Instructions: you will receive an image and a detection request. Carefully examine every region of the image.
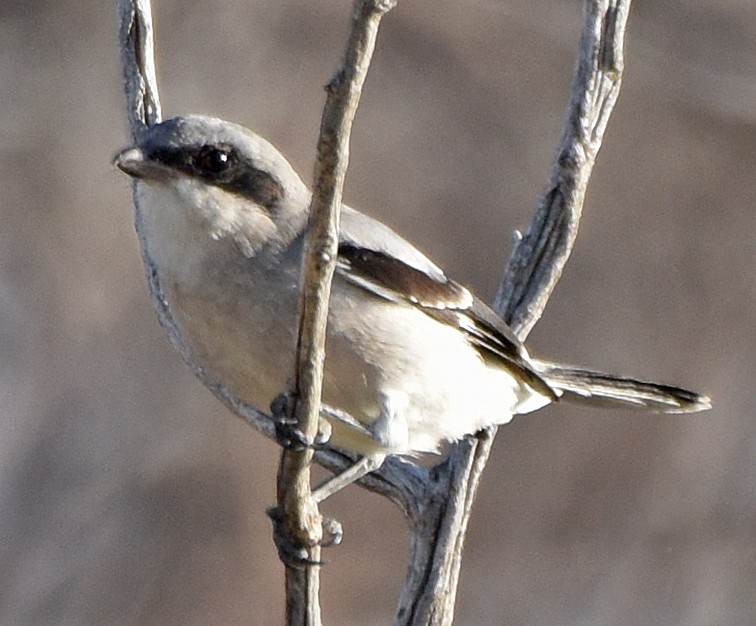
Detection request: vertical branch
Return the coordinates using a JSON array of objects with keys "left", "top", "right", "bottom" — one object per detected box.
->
[
  {"left": 394, "top": 2, "right": 633, "bottom": 624},
  {"left": 276, "top": 1, "right": 397, "bottom": 624}
]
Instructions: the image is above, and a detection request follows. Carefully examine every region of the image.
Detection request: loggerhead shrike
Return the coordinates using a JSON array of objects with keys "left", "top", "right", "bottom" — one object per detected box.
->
[{"left": 115, "top": 115, "right": 710, "bottom": 499}]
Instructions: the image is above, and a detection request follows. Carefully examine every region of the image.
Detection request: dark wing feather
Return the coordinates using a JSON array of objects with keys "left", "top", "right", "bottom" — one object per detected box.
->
[{"left": 337, "top": 244, "right": 557, "bottom": 400}]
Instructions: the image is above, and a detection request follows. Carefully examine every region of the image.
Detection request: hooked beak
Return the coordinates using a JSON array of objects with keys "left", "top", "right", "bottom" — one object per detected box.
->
[{"left": 114, "top": 146, "right": 173, "bottom": 182}]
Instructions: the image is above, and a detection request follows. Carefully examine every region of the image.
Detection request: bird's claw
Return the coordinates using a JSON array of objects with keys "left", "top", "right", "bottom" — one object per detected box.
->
[
  {"left": 266, "top": 506, "right": 343, "bottom": 568},
  {"left": 320, "top": 516, "right": 343, "bottom": 548},
  {"left": 270, "top": 393, "right": 331, "bottom": 451}
]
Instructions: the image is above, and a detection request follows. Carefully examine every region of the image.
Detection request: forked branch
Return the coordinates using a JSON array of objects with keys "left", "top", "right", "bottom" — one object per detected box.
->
[
  {"left": 115, "top": 1, "right": 632, "bottom": 624},
  {"left": 396, "top": 2, "right": 631, "bottom": 623}
]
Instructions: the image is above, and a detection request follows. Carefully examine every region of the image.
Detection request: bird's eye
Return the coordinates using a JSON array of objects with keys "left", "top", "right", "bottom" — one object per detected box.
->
[{"left": 194, "top": 145, "right": 234, "bottom": 175}]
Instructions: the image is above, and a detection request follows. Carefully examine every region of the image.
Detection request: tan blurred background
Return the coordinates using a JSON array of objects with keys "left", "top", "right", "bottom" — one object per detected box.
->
[{"left": 1, "top": 0, "right": 754, "bottom": 624}]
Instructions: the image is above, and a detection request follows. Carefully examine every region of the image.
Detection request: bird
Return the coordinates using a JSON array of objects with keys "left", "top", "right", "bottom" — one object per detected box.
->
[{"left": 115, "top": 114, "right": 710, "bottom": 500}]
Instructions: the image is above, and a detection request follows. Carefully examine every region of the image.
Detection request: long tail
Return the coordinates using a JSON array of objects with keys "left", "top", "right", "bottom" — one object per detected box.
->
[{"left": 533, "top": 361, "right": 711, "bottom": 414}]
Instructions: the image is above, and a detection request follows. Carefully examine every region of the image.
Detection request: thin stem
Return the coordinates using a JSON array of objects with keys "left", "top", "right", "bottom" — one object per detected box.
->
[{"left": 276, "top": 2, "right": 397, "bottom": 624}]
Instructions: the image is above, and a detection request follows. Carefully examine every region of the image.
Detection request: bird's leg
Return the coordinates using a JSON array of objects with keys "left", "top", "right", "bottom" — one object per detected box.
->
[
  {"left": 268, "top": 394, "right": 361, "bottom": 565},
  {"left": 267, "top": 393, "right": 339, "bottom": 567},
  {"left": 311, "top": 453, "right": 386, "bottom": 503},
  {"left": 271, "top": 394, "right": 388, "bottom": 501},
  {"left": 267, "top": 394, "right": 385, "bottom": 565}
]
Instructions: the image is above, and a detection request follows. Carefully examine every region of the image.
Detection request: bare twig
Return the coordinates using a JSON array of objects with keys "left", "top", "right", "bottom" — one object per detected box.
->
[
  {"left": 116, "top": 0, "right": 161, "bottom": 138},
  {"left": 276, "top": 1, "right": 397, "bottom": 623},
  {"left": 495, "top": 0, "right": 630, "bottom": 335},
  {"left": 394, "top": 2, "right": 632, "bottom": 623}
]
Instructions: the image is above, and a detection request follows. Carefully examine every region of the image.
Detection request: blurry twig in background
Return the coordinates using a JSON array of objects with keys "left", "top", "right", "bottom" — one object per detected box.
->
[{"left": 115, "top": 0, "right": 631, "bottom": 624}]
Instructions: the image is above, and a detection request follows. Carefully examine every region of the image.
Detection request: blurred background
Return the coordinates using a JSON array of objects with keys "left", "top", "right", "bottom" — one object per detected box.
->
[{"left": 1, "top": 0, "right": 753, "bottom": 624}]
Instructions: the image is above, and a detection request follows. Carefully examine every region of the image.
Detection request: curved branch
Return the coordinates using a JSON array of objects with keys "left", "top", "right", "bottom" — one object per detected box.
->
[{"left": 116, "top": 0, "right": 286, "bottom": 459}]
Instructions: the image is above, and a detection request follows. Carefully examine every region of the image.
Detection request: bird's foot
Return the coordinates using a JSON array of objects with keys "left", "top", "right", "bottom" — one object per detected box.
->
[
  {"left": 266, "top": 506, "right": 343, "bottom": 568},
  {"left": 270, "top": 393, "right": 331, "bottom": 451}
]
